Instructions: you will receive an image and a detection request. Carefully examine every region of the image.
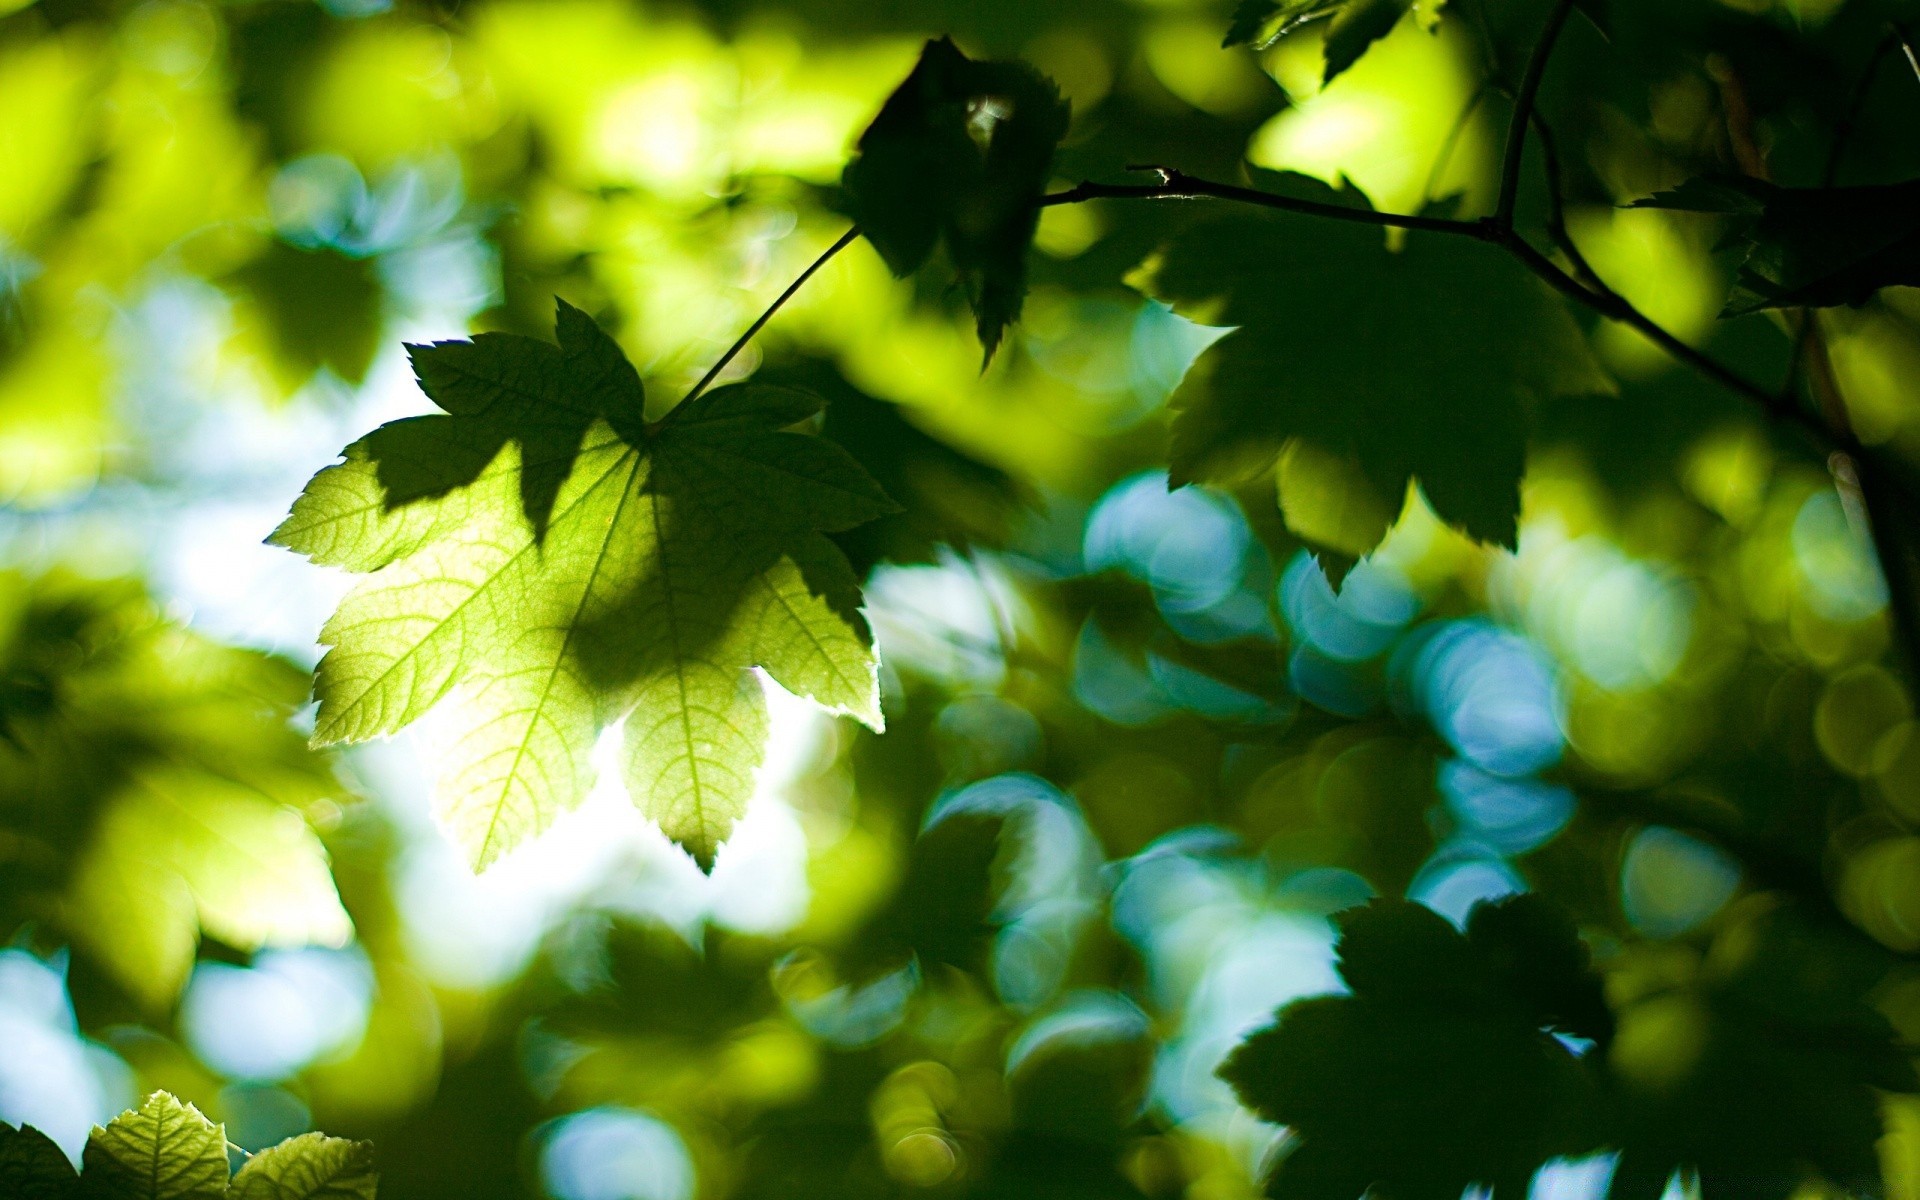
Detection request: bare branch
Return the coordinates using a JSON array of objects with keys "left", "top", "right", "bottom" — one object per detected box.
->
[{"left": 1494, "top": 0, "right": 1579, "bottom": 232}]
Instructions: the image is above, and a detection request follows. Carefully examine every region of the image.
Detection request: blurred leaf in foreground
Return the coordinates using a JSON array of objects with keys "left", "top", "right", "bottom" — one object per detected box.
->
[
  {"left": 1605, "top": 902, "right": 1917, "bottom": 1200},
  {"left": 274, "top": 301, "right": 896, "bottom": 870},
  {"left": 0, "top": 572, "right": 351, "bottom": 1009}
]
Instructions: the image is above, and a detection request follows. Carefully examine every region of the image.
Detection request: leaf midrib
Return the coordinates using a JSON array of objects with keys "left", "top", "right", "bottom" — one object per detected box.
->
[{"left": 317, "top": 442, "right": 638, "bottom": 742}]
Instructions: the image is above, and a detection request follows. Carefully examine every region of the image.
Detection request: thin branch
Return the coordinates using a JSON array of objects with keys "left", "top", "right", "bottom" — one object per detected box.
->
[
  {"left": 1042, "top": 167, "right": 1858, "bottom": 463},
  {"left": 1494, "top": 0, "right": 1580, "bottom": 231},
  {"left": 669, "top": 224, "right": 863, "bottom": 421},
  {"left": 1821, "top": 31, "right": 1899, "bottom": 187},
  {"left": 1525, "top": 112, "right": 1606, "bottom": 293},
  {"left": 1039, "top": 169, "right": 1481, "bottom": 237}
]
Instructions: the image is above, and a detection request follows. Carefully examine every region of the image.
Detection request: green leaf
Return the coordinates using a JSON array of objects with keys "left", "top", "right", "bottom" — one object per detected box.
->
[
  {"left": 0, "top": 572, "right": 352, "bottom": 1009},
  {"left": 1137, "top": 184, "right": 1610, "bottom": 557},
  {"left": 766, "top": 359, "right": 1028, "bottom": 575},
  {"left": 273, "top": 301, "right": 896, "bottom": 870},
  {"left": 227, "top": 242, "right": 384, "bottom": 390},
  {"left": 1, "top": 1123, "right": 79, "bottom": 1200},
  {"left": 230, "top": 1133, "right": 377, "bottom": 1200},
  {"left": 1219, "top": 897, "right": 1603, "bottom": 1200},
  {"left": 1223, "top": 0, "right": 1432, "bottom": 83},
  {"left": 1606, "top": 903, "right": 1917, "bottom": 1200},
  {"left": 842, "top": 37, "right": 1070, "bottom": 361},
  {"left": 81, "top": 1093, "right": 229, "bottom": 1200},
  {"left": 1633, "top": 176, "right": 1920, "bottom": 315}
]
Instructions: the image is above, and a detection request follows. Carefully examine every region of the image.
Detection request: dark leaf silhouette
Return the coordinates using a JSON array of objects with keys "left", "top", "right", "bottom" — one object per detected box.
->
[
  {"left": 1220, "top": 896, "right": 1605, "bottom": 1200},
  {"left": 842, "top": 37, "right": 1070, "bottom": 360},
  {"left": 1634, "top": 177, "right": 1920, "bottom": 315},
  {"left": 0, "top": 1123, "right": 78, "bottom": 1200},
  {"left": 1223, "top": 0, "right": 1415, "bottom": 83},
  {"left": 1605, "top": 904, "right": 1917, "bottom": 1200},
  {"left": 1139, "top": 180, "right": 1610, "bottom": 558}
]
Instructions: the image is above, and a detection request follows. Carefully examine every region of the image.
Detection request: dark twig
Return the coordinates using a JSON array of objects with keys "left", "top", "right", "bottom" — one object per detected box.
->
[
  {"left": 670, "top": 224, "right": 863, "bottom": 420},
  {"left": 1822, "top": 32, "right": 1899, "bottom": 187},
  {"left": 1038, "top": 168, "right": 1479, "bottom": 236},
  {"left": 1525, "top": 112, "right": 1606, "bottom": 293},
  {"left": 1041, "top": 167, "right": 1867, "bottom": 471},
  {"left": 1494, "top": 0, "right": 1579, "bottom": 231}
]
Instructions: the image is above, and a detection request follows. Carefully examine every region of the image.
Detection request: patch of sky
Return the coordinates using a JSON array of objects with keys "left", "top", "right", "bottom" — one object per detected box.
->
[
  {"left": 540, "top": 1107, "right": 696, "bottom": 1200},
  {"left": 780, "top": 961, "right": 917, "bottom": 1048},
  {"left": 1436, "top": 760, "right": 1575, "bottom": 856},
  {"left": 1108, "top": 838, "right": 1342, "bottom": 1124},
  {"left": 867, "top": 551, "right": 1022, "bottom": 689},
  {"left": 1392, "top": 618, "right": 1564, "bottom": 776},
  {"left": 1280, "top": 551, "right": 1422, "bottom": 663},
  {"left": 1288, "top": 642, "right": 1385, "bottom": 718},
  {"left": 1407, "top": 850, "right": 1526, "bottom": 927},
  {"left": 0, "top": 950, "right": 135, "bottom": 1161},
  {"left": 926, "top": 774, "right": 1103, "bottom": 1010},
  {"left": 179, "top": 947, "right": 375, "bottom": 1083},
  {"left": 1620, "top": 826, "right": 1742, "bottom": 938},
  {"left": 1083, "top": 471, "right": 1275, "bottom": 643},
  {"left": 1129, "top": 300, "right": 1232, "bottom": 408}
]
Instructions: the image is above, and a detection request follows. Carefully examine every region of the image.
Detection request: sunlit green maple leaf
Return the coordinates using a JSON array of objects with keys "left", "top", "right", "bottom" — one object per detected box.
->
[
  {"left": 1138, "top": 183, "right": 1610, "bottom": 560},
  {"left": 81, "top": 1093, "right": 229, "bottom": 1200},
  {"left": 842, "top": 37, "right": 1070, "bottom": 361},
  {"left": 273, "top": 301, "right": 896, "bottom": 870},
  {"left": 1220, "top": 896, "right": 1605, "bottom": 1200},
  {"left": 1, "top": 1122, "right": 78, "bottom": 1200},
  {"left": 230, "top": 1133, "right": 377, "bottom": 1200}
]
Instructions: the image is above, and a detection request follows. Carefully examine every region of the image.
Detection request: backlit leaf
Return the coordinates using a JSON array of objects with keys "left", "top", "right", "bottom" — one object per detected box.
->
[
  {"left": 273, "top": 301, "right": 896, "bottom": 870},
  {"left": 231, "top": 1133, "right": 378, "bottom": 1200},
  {"left": 80, "top": 1093, "right": 227, "bottom": 1200}
]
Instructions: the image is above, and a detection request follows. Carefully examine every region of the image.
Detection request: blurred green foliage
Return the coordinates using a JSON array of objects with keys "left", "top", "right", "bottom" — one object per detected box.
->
[{"left": 3, "top": 0, "right": 1920, "bottom": 1199}]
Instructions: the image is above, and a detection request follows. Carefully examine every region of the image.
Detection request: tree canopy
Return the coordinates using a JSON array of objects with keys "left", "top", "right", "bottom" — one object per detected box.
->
[{"left": 3, "top": 0, "right": 1920, "bottom": 1197}]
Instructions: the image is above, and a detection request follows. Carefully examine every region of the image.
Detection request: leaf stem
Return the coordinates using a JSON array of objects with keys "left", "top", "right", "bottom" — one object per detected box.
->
[
  {"left": 1493, "top": 0, "right": 1579, "bottom": 232},
  {"left": 671, "top": 224, "right": 863, "bottom": 420}
]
